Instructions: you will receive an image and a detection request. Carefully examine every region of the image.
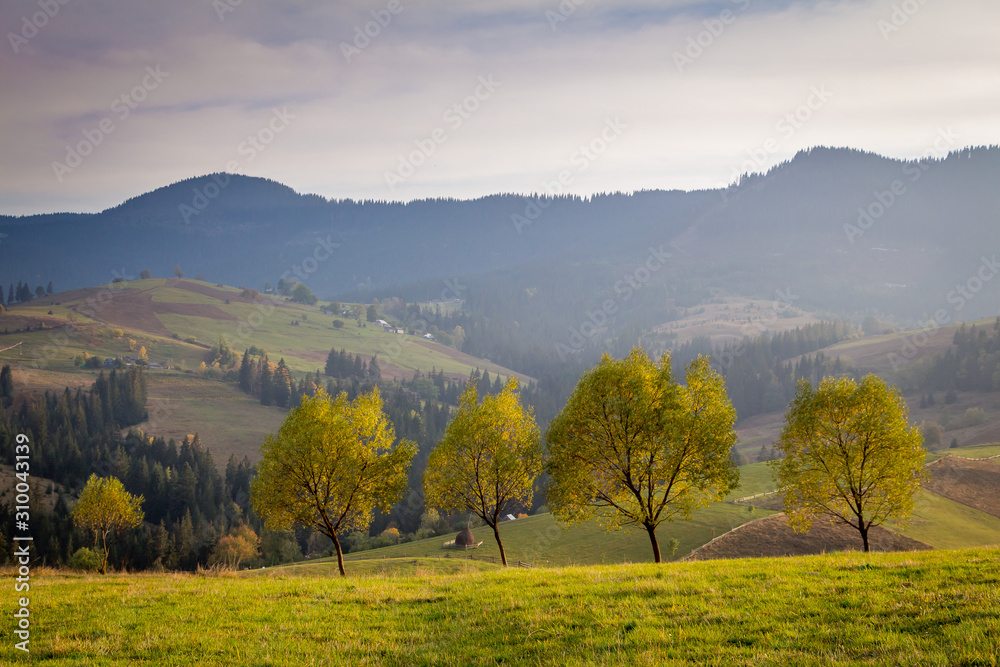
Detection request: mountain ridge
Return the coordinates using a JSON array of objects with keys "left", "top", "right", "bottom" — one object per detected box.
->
[{"left": 4, "top": 145, "right": 1000, "bottom": 324}]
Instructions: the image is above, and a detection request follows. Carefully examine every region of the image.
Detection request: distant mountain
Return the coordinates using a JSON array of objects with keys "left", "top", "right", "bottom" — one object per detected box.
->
[{"left": 3, "top": 146, "right": 1000, "bottom": 323}]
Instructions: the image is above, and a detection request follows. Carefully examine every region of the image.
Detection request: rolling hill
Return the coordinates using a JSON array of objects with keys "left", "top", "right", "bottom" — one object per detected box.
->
[
  {"left": 302, "top": 446, "right": 1000, "bottom": 568},
  {"left": 0, "top": 278, "right": 526, "bottom": 463},
  {"left": 0, "top": 278, "right": 526, "bottom": 380}
]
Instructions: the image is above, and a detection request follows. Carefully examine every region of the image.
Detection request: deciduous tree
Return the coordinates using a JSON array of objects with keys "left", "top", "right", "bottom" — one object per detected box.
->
[
  {"left": 291, "top": 282, "right": 318, "bottom": 305},
  {"left": 424, "top": 377, "right": 541, "bottom": 566},
  {"left": 250, "top": 388, "right": 416, "bottom": 576},
  {"left": 209, "top": 524, "right": 259, "bottom": 569},
  {"left": 71, "top": 474, "right": 145, "bottom": 574},
  {"left": 546, "top": 349, "right": 739, "bottom": 563},
  {"left": 772, "top": 375, "right": 926, "bottom": 552}
]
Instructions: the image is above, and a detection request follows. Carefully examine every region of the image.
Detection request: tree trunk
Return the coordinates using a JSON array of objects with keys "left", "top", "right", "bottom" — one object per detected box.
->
[
  {"left": 645, "top": 523, "right": 662, "bottom": 563},
  {"left": 860, "top": 525, "right": 870, "bottom": 553},
  {"left": 491, "top": 523, "right": 508, "bottom": 567},
  {"left": 100, "top": 532, "right": 109, "bottom": 574},
  {"left": 331, "top": 530, "right": 346, "bottom": 576}
]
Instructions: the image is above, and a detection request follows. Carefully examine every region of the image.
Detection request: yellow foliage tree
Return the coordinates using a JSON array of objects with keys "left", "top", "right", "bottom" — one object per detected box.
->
[
  {"left": 71, "top": 474, "right": 144, "bottom": 574},
  {"left": 772, "top": 374, "right": 926, "bottom": 551},
  {"left": 424, "top": 377, "right": 541, "bottom": 566},
  {"left": 546, "top": 349, "right": 740, "bottom": 563},
  {"left": 209, "top": 524, "right": 260, "bottom": 570},
  {"left": 250, "top": 388, "right": 416, "bottom": 576}
]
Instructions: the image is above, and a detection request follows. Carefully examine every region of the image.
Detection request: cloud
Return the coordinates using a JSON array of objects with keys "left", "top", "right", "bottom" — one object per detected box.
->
[{"left": 0, "top": 0, "right": 997, "bottom": 214}]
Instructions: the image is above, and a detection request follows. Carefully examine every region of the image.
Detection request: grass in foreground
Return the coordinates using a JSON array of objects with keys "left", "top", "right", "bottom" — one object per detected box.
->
[{"left": 5, "top": 548, "right": 999, "bottom": 665}]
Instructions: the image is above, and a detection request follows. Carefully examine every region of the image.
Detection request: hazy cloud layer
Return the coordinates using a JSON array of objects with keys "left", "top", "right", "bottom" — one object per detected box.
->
[{"left": 1, "top": 0, "right": 997, "bottom": 214}]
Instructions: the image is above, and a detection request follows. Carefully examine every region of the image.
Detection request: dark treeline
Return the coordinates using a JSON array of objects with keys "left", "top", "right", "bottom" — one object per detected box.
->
[
  {"left": 0, "top": 364, "right": 302, "bottom": 570},
  {"left": 0, "top": 366, "right": 148, "bottom": 484},
  {"left": 914, "top": 320, "right": 1000, "bottom": 393},
  {"left": 1, "top": 280, "right": 53, "bottom": 307},
  {"left": 238, "top": 350, "right": 327, "bottom": 408},
  {"left": 671, "top": 322, "right": 858, "bottom": 421}
]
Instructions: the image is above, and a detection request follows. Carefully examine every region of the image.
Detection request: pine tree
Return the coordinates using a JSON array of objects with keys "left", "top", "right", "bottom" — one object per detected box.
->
[
  {"left": 0, "top": 365, "right": 13, "bottom": 403},
  {"left": 260, "top": 361, "right": 273, "bottom": 406},
  {"left": 477, "top": 370, "right": 491, "bottom": 397},
  {"left": 174, "top": 509, "right": 196, "bottom": 570},
  {"left": 239, "top": 350, "right": 253, "bottom": 393},
  {"left": 325, "top": 347, "right": 338, "bottom": 377},
  {"left": 273, "top": 359, "right": 292, "bottom": 408}
]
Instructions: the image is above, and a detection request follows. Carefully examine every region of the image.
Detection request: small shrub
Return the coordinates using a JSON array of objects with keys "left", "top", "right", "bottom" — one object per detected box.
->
[
  {"left": 960, "top": 408, "right": 988, "bottom": 428},
  {"left": 69, "top": 547, "right": 101, "bottom": 572},
  {"left": 667, "top": 538, "right": 681, "bottom": 557},
  {"left": 921, "top": 422, "right": 943, "bottom": 449}
]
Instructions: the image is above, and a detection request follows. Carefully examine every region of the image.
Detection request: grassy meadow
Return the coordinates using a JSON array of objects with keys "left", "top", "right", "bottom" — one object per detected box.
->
[
  {"left": 0, "top": 278, "right": 526, "bottom": 382},
  {"left": 5, "top": 548, "right": 999, "bottom": 665},
  {"left": 0, "top": 278, "right": 528, "bottom": 463},
  {"left": 892, "top": 490, "right": 1000, "bottom": 550},
  {"left": 335, "top": 502, "right": 773, "bottom": 567}
]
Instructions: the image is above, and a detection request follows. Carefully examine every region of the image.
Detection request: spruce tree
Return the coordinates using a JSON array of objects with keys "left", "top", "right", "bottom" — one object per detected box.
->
[
  {"left": 260, "top": 362, "right": 274, "bottom": 406},
  {"left": 239, "top": 350, "right": 253, "bottom": 392},
  {"left": 273, "top": 359, "right": 292, "bottom": 408}
]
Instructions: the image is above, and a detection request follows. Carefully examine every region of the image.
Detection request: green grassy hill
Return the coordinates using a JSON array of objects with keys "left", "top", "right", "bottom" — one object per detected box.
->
[
  {"left": 10, "top": 547, "right": 1000, "bottom": 665},
  {"left": 311, "top": 461, "right": 782, "bottom": 569},
  {"left": 892, "top": 489, "right": 1000, "bottom": 549},
  {"left": 0, "top": 279, "right": 527, "bottom": 462},
  {"left": 0, "top": 278, "right": 527, "bottom": 381},
  {"left": 336, "top": 503, "right": 773, "bottom": 568},
  {"left": 303, "top": 450, "right": 1000, "bottom": 569}
]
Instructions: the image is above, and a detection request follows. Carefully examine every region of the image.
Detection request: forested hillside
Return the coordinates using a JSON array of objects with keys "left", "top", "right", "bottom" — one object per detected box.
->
[{"left": 3, "top": 147, "right": 1000, "bottom": 327}]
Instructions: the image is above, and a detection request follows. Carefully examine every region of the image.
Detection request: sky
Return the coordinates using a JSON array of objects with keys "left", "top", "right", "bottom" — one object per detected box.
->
[{"left": 0, "top": 0, "right": 997, "bottom": 215}]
